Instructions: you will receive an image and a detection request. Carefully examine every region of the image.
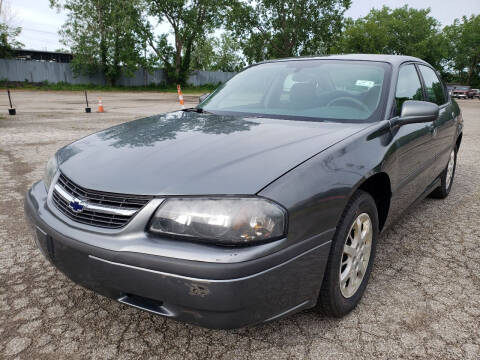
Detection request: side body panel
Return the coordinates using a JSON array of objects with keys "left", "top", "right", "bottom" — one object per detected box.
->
[
  {"left": 260, "top": 60, "right": 462, "bottom": 249},
  {"left": 431, "top": 101, "right": 457, "bottom": 177},
  {"left": 259, "top": 113, "right": 458, "bottom": 252},
  {"left": 386, "top": 121, "right": 435, "bottom": 223},
  {"left": 415, "top": 64, "right": 458, "bottom": 180}
]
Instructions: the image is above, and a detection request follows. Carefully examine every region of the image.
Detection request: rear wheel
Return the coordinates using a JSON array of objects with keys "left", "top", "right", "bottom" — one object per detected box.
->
[
  {"left": 317, "top": 190, "right": 378, "bottom": 317},
  {"left": 430, "top": 147, "right": 457, "bottom": 199}
]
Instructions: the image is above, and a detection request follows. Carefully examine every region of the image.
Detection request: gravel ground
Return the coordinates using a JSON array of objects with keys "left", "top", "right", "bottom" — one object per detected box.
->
[{"left": 0, "top": 91, "right": 479, "bottom": 359}]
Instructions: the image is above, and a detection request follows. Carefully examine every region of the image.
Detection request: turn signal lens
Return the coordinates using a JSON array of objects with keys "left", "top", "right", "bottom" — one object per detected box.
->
[{"left": 43, "top": 155, "right": 58, "bottom": 191}]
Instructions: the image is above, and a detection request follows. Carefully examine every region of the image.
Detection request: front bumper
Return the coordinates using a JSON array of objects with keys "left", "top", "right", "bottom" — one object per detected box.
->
[{"left": 24, "top": 181, "right": 332, "bottom": 329}]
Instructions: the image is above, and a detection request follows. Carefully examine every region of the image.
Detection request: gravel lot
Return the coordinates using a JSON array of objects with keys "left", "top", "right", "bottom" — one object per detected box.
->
[{"left": 1, "top": 91, "right": 479, "bottom": 359}]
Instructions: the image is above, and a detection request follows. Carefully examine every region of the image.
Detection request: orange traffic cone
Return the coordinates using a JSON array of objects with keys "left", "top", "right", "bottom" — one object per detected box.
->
[
  {"left": 177, "top": 84, "right": 185, "bottom": 109},
  {"left": 97, "top": 97, "right": 104, "bottom": 113}
]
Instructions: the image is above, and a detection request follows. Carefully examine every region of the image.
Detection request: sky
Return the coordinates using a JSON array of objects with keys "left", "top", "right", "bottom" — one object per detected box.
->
[{"left": 9, "top": 0, "right": 480, "bottom": 52}]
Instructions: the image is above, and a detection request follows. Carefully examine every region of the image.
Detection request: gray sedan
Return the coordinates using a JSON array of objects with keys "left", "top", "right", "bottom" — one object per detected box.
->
[{"left": 25, "top": 55, "right": 463, "bottom": 329}]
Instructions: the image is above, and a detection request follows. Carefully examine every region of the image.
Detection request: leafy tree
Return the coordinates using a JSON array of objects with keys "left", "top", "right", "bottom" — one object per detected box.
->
[
  {"left": 50, "top": 0, "right": 145, "bottom": 85},
  {"left": 190, "top": 36, "right": 216, "bottom": 71},
  {"left": 335, "top": 6, "right": 447, "bottom": 69},
  {"left": 143, "top": 0, "right": 229, "bottom": 84},
  {"left": 190, "top": 33, "right": 245, "bottom": 72},
  {"left": 227, "top": 0, "right": 351, "bottom": 63},
  {"left": 0, "top": 0, "right": 23, "bottom": 58},
  {"left": 443, "top": 15, "right": 480, "bottom": 86},
  {"left": 213, "top": 33, "right": 246, "bottom": 72},
  {"left": 0, "top": 23, "right": 22, "bottom": 58}
]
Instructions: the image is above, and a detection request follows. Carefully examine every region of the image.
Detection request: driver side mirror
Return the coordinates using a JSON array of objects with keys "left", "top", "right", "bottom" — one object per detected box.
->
[
  {"left": 393, "top": 100, "right": 439, "bottom": 127},
  {"left": 199, "top": 93, "right": 211, "bottom": 103}
]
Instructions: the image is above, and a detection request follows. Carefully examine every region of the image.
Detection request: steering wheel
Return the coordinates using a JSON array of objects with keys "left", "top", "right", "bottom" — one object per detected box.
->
[{"left": 326, "top": 97, "right": 370, "bottom": 113}]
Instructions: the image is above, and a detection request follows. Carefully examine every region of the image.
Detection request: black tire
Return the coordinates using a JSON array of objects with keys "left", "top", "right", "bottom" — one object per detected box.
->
[
  {"left": 316, "top": 190, "right": 379, "bottom": 317},
  {"left": 430, "top": 146, "right": 457, "bottom": 199}
]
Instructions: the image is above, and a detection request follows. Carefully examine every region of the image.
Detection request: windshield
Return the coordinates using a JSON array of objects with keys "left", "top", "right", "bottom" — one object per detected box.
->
[{"left": 200, "top": 60, "right": 389, "bottom": 122}]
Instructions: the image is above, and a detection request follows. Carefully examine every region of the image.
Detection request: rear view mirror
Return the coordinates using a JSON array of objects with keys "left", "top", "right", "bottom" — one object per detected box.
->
[
  {"left": 199, "top": 93, "right": 211, "bottom": 103},
  {"left": 394, "top": 100, "right": 439, "bottom": 127}
]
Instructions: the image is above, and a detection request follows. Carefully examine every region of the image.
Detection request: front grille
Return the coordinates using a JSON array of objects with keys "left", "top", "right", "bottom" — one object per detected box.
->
[{"left": 52, "top": 173, "right": 152, "bottom": 229}]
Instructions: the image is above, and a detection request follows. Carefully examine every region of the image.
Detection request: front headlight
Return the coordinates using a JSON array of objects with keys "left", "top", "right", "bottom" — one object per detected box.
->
[
  {"left": 149, "top": 197, "right": 287, "bottom": 245},
  {"left": 43, "top": 154, "right": 58, "bottom": 191}
]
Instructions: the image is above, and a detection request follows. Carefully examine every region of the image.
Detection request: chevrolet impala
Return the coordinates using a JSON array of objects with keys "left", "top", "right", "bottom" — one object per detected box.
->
[{"left": 25, "top": 55, "right": 463, "bottom": 329}]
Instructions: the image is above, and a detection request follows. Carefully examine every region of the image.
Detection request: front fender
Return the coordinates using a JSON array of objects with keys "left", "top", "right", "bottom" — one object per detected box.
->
[{"left": 259, "top": 120, "right": 393, "bottom": 249}]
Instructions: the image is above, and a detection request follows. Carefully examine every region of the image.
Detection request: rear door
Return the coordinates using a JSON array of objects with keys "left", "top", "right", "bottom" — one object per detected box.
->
[{"left": 417, "top": 65, "right": 456, "bottom": 179}]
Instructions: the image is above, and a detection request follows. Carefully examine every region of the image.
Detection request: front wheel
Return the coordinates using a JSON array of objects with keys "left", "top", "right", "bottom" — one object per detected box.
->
[
  {"left": 316, "top": 190, "right": 378, "bottom": 317},
  {"left": 430, "top": 147, "right": 457, "bottom": 199}
]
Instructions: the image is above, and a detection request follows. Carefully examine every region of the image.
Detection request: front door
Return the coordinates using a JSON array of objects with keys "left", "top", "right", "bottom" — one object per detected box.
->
[
  {"left": 417, "top": 65, "right": 457, "bottom": 179},
  {"left": 387, "top": 63, "right": 437, "bottom": 221}
]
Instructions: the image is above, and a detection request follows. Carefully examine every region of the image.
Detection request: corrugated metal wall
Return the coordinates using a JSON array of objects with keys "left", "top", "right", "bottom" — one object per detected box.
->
[
  {"left": 116, "top": 68, "right": 167, "bottom": 86},
  {"left": 187, "top": 70, "right": 236, "bottom": 86},
  {"left": 0, "top": 59, "right": 105, "bottom": 85},
  {"left": 0, "top": 59, "right": 237, "bottom": 86}
]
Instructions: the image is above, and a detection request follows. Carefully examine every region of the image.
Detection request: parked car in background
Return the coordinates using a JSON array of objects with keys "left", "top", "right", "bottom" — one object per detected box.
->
[
  {"left": 25, "top": 55, "right": 463, "bottom": 329},
  {"left": 451, "top": 85, "right": 474, "bottom": 99},
  {"left": 471, "top": 89, "right": 480, "bottom": 99}
]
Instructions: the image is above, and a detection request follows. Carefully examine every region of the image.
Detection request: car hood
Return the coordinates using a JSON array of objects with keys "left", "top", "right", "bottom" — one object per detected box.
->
[{"left": 57, "top": 111, "right": 369, "bottom": 195}]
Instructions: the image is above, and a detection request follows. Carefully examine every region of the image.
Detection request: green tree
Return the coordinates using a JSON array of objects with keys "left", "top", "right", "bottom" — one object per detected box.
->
[
  {"left": 443, "top": 15, "right": 480, "bottom": 86},
  {"left": 336, "top": 6, "right": 447, "bottom": 69},
  {"left": 50, "top": 0, "right": 145, "bottom": 85},
  {"left": 190, "top": 32, "right": 245, "bottom": 72},
  {"left": 190, "top": 36, "right": 216, "bottom": 71},
  {"left": 213, "top": 33, "right": 245, "bottom": 72},
  {"left": 228, "top": 0, "right": 351, "bottom": 63},
  {"left": 0, "top": 0, "right": 23, "bottom": 58},
  {"left": 143, "top": 0, "right": 229, "bottom": 84},
  {"left": 0, "top": 23, "right": 22, "bottom": 58}
]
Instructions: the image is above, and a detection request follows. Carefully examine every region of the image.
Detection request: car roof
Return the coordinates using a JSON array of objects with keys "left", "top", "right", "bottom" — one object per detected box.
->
[{"left": 258, "top": 54, "right": 430, "bottom": 67}]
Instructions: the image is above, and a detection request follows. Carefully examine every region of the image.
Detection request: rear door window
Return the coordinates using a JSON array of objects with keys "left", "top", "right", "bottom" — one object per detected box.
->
[
  {"left": 395, "top": 64, "right": 424, "bottom": 114},
  {"left": 418, "top": 65, "right": 447, "bottom": 106}
]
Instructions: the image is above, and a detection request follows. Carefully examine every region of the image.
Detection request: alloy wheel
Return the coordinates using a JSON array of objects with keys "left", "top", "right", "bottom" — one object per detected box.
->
[{"left": 339, "top": 213, "right": 373, "bottom": 298}]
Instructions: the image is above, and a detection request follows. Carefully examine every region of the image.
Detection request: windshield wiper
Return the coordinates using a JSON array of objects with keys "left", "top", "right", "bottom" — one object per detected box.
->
[{"left": 182, "top": 107, "right": 212, "bottom": 114}]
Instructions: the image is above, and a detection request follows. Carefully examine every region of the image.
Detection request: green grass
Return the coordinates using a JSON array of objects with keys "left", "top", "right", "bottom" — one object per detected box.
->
[{"left": 0, "top": 81, "right": 218, "bottom": 95}]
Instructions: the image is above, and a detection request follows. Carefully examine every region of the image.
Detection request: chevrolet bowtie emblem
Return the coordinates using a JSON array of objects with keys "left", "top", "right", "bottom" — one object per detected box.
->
[{"left": 69, "top": 199, "right": 85, "bottom": 213}]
